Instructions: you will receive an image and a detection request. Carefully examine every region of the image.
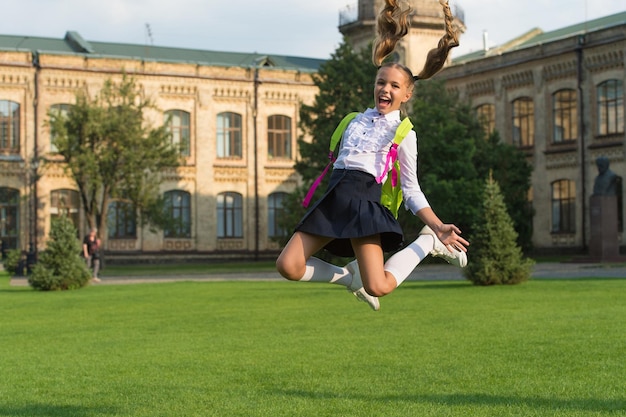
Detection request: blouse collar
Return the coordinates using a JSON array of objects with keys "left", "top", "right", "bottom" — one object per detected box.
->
[{"left": 364, "top": 108, "right": 401, "bottom": 122}]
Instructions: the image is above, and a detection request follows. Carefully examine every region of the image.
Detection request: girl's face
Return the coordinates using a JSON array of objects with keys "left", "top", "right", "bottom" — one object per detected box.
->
[{"left": 374, "top": 65, "right": 413, "bottom": 114}]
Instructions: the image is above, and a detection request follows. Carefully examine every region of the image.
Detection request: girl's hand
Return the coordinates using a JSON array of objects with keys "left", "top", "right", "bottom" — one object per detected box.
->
[{"left": 434, "top": 223, "right": 469, "bottom": 252}]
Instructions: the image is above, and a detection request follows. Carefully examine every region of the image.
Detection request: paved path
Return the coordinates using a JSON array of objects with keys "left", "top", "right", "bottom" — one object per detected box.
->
[{"left": 9, "top": 262, "right": 626, "bottom": 286}]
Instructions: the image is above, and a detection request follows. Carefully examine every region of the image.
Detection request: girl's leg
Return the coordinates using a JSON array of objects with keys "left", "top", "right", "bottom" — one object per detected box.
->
[
  {"left": 383, "top": 234, "right": 433, "bottom": 287},
  {"left": 350, "top": 235, "right": 398, "bottom": 297},
  {"left": 276, "top": 231, "right": 351, "bottom": 286},
  {"left": 384, "top": 226, "right": 467, "bottom": 287}
]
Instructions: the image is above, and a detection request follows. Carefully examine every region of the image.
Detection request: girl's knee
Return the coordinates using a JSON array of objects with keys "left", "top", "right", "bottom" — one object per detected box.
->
[
  {"left": 363, "top": 280, "right": 395, "bottom": 297},
  {"left": 275, "top": 256, "right": 304, "bottom": 281}
]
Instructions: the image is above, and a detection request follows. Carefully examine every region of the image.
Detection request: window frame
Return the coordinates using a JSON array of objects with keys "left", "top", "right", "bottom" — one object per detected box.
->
[
  {"left": 107, "top": 200, "right": 137, "bottom": 239},
  {"left": 49, "top": 103, "right": 73, "bottom": 153},
  {"left": 596, "top": 79, "right": 624, "bottom": 136},
  {"left": 0, "top": 100, "right": 20, "bottom": 154},
  {"left": 552, "top": 89, "right": 578, "bottom": 144},
  {"left": 50, "top": 189, "right": 81, "bottom": 234},
  {"left": 511, "top": 97, "right": 534, "bottom": 148},
  {"left": 551, "top": 179, "right": 576, "bottom": 234},
  {"left": 267, "top": 115, "right": 292, "bottom": 159},
  {"left": 217, "top": 112, "right": 243, "bottom": 158},
  {"left": 217, "top": 192, "right": 243, "bottom": 238},
  {"left": 165, "top": 109, "right": 191, "bottom": 157},
  {"left": 267, "top": 192, "right": 288, "bottom": 238},
  {"left": 0, "top": 187, "right": 20, "bottom": 252},
  {"left": 164, "top": 190, "right": 191, "bottom": 238}
]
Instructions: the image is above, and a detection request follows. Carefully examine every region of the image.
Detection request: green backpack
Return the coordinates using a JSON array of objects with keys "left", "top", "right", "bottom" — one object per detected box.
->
[{"left": 302, "top": 112, "right": 414, "bottom": 218}]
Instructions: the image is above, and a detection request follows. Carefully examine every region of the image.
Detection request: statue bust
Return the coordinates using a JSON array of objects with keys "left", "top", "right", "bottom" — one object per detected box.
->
[{"left": 592, "top": 156, "right": 618, "bottom": 196}]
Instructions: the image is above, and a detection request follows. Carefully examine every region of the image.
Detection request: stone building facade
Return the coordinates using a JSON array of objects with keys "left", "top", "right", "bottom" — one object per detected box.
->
[
  {"left": 0, "top": 33, "right": 321, "bottom": 260},
  {"left": 2, "top": 8, "right": 624, "bottom": 261},
  {"left": 438, "top": 13, "right": 625, "bottom": 253}
]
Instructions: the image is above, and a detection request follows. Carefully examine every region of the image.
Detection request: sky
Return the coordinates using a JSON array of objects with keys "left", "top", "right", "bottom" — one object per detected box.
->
[{"left": 3, "top": 0, "right": 625, "bottom": 60}]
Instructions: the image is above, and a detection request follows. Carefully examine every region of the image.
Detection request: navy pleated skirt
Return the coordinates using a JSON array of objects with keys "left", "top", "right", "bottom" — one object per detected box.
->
[{"left": 296, "top": 169, "right": 404, "bottom": 257}]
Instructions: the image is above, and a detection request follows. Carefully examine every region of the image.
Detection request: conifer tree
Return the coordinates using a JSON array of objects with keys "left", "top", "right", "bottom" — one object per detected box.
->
[
  {"left": 464, "top": 174, "right": 534, "bottom": 285},
  {"left": 29, "top": 216, "right": 91, "bottom": 291}
]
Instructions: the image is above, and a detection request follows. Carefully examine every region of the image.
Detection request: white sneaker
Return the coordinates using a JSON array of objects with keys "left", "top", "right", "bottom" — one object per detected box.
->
[
  {"left": 420, "top": 225, "right": 468, "bottom": 268},
  {"left": 346, "top": 260, "right": 380, "bottom": 311}
]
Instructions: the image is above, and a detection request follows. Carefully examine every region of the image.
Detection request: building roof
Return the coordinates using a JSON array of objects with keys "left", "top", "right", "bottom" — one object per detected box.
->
[
  {"left": 0, "top": 31, "right": 325, "bottom": 72},
  {"left": 452, "top": 10, "right": 626, "bottom": 65}
]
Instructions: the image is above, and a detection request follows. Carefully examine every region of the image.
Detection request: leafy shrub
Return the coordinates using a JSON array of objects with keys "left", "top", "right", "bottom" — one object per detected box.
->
[
  {"left": 28, "top": 216, "right": 91, "bottom": 291},
  {"left": 464, "top": 175, "right": 534, "bottom": 285},
  {"left": 3, "top": 249, "right": 24, "bottom": 276}
]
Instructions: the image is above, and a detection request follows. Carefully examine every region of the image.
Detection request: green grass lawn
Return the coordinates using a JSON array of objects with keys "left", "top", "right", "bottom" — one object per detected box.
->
[{"left": 0, "top": 272, "right": 624, "bottom": 417}]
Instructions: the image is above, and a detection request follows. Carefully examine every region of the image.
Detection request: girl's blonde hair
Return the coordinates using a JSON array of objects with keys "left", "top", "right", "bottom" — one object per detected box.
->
[{"left": 372, "top": 0, "right": 459, "bottom": 81}]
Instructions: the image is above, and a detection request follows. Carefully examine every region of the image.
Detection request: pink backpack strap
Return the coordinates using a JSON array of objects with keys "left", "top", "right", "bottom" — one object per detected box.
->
[
  {"left": 375, "top": 117, "right": 414, "bottom": 185},
  {"left": 302, "top": 112, "right": 359, "bottom": 207}
]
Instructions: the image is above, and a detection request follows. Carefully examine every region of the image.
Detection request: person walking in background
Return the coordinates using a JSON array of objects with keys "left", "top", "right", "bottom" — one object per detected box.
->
[
  {"left": 276, "top": 0, "right": 468, "bottom": 311},
  {"left": 83, "top": 228, "right": 101, "bottom": 283}
]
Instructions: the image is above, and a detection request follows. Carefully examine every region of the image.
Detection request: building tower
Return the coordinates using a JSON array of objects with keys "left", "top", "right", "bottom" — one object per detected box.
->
[{"left": 339, "top": 0, "right": 466, "bottom": 73}]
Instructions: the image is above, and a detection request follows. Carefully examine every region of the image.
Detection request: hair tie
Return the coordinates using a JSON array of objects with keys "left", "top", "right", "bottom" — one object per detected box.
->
[{"left": 413, "top": 75, "right": 420, "bottom": 82}]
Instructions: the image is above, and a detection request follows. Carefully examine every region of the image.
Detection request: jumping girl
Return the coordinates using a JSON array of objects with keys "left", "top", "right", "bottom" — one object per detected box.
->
[{"left": 276, "top": 0, "right": 468, "bottom": 311}]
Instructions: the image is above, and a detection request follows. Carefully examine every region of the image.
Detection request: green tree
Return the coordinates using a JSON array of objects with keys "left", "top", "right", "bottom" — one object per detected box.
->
[
  {"left": 464, "top": 174, "right": 534, "bottom": 285},
  {"left": 474, "top": 131, "right": 535, "bottom": 252},
  {"left": 48, "top": 74, "right": 180, "bottom": 240},
  {"left": 402, "top": 79, "right": 484, "bottom": 242},
  {"left": 29, "top": 215, "right": 91, "bottom": 290}
]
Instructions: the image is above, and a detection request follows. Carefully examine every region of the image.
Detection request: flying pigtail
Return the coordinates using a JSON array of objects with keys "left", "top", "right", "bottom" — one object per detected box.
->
[
  {"left": 415, "top": 0, "right": 459, "bottom": 80},
  {"left": 372, "top": 0, "right": 412, "bottom": 67}
]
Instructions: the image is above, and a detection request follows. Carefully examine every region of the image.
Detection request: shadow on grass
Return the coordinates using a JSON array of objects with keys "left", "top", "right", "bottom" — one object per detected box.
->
[
  {"left": 280, "top": 390, "right": 626, "bottom": 413},
  {"left": 0, "top": 404, "right": 119, "bottom": 417}
]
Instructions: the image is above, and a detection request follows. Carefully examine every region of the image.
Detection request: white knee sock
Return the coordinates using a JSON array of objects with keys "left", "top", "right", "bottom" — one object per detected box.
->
[
  {"left": 299, "top": 257, "right": 352, "bottom": 286},
  {"left": 384, "top": 235, "right": 434, "bottom": 287}
]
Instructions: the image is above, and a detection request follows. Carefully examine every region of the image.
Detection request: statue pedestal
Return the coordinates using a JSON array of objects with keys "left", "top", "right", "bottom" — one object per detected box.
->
[{"left": 589, "top": 195, "right": 620, "bottom": 261}]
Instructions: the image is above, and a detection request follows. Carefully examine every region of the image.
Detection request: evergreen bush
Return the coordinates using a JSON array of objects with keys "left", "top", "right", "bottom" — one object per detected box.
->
[
  {"left": 464, "top": 175, "right": 534, "bottom": 285},
  {"left": 3, "top": 249, "right": 24, "bottom": 276},
  {"left": 28, "top": 216, "right": 91, "bottom": 291}
]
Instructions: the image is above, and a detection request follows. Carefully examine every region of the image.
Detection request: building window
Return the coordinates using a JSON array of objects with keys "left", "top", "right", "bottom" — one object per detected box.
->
[
  {"left": 597, "top": 79, "right": 624, "bottom": 136},
  {"left": 268, "top": 115, "right": 292, "bottom": 159},
  {"left": 164, "top": 190, "right": 191, "bottom": 238},
  {"left": 551, "top": 180, "right": 576, "bottom": 233},
  {"left": 217, "top": 192, "right": 243, "bottom": 238},
  {"left": 475, "top": 103, "right": 495, "bottom": 137},
  {"left": 49, "top": 103, "right": 72, "bottom": 153},
  {"left": 268, "top": 192, "right": 288, "bottom": 238},
  {"left": 107, "top": 201, "right": 136, "bottom": 239},
  {"left": 165, "top": 110, "right": 191, "bottom": 156},
  {"left": 50, "top": 189, "right": 80, "bottom": 233},
  {"left": 0, "top": 100, "right": 20, "bottom": 154},
  {"left": 217, "top": 112, "right": 242, "bottom": 158},
  {"left": 552, "top": 89, "right": 578, "bottom": 143},
  {"left": 0, "top": 187, "right": 19, "bottom": 253},
  {"left": 511, "top": 97, "right": 534, "bottom": 147}
]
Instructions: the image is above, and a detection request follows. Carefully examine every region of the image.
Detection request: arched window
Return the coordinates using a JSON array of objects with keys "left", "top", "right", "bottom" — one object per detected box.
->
[
  {"left": 511, "top": 97, "right": 534, "bottom": 147},
  {"left": 49, "top": 103, "right": 72, "bottom": 153},
  {"left": 0, "top": 100, "right": 20, "bottom": 154},
  {"left": 267, "top": 115, "right": 292, "bottom": 159},
  {"left": 551, "top": 180, "right": 576, "bottom": 233},
  {"left": 165, "top": 110, "right": 191, "bottom": 156},
  {"left": 164, "top": 190, "right": 191, "bottom": 238},
  {"left": 268, "top": 192, "right": 288, "bottom": 238},
  {"left": 597, "top": 79, "right": 624, "bottom": 136},
  {"left": 217, "top": 192, "right": 243, "bottom": 238},
  {"left": 0, "top": 187, "right": 20, "bottom": 253},
  {"left": 475, "top": 103, "right": 495, "bottom": 137},
  {"left": 217, "top": 112, "right": 242, "bottom": 158},
  {"left": 552, "top": 89, "right": 578, "bottom": 143},
  {"left": 107, "top": 201, "right": 137, "bottom": 239},
  {"left": 50, "top": 189, "right": 80, "bottom": 233}
]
